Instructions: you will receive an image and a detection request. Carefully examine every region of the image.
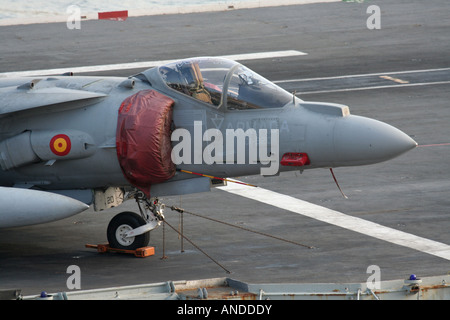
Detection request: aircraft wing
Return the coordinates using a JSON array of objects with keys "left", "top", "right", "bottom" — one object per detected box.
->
[{"left": 0, "top": 85, "right": 106, "bottom": 117}]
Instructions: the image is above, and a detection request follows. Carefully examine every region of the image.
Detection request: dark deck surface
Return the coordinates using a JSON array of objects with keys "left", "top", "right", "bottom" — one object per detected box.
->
[{"left": 0, "top": 0, "right": 449, "bottom": 296}]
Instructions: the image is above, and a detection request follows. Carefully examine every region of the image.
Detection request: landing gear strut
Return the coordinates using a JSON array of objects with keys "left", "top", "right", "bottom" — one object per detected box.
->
[{"left": 106, "top": 192, "right": 165, "bottom": 250}]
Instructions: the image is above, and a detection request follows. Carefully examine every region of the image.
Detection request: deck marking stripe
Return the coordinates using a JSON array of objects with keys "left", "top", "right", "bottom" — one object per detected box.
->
[
  {"left": 0, "top": 50, "right": 307, "bottom": 78},
  {"left": 295, "top": 80, "right": 450, "bottom": 95},
  {"left": 218, "top": 182, "right": 450, "bottom": 261},
  {"left": 379, "top": 75, "right": 409, "bottom": 84},
  {"left": 273, "top": 67, "right": 450, "bottom": 83}
]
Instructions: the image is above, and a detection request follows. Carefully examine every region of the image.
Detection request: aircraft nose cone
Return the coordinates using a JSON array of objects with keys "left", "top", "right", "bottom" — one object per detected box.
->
[{"left": 334, "top": 115, "right": 417, "bottom": 166}]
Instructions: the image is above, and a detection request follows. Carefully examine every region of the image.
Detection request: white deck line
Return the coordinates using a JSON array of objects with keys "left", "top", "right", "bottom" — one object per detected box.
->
[
  {"left": 296, "top": 80, "right": 450, "bottom": 95},
  {"left": 0, "top": 50, "right": 307, "bottom": 78},
  {"left": 218, "top": 182, "right": 450, "bottom": 261},
  {"left": 273, "top": 67, "right": 450, "bottom": 83}
]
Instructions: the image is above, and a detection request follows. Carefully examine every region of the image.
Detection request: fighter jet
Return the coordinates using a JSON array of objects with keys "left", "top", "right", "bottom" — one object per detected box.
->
[{"left": 0, "top": 57, "right": 417, "bottom": 250}]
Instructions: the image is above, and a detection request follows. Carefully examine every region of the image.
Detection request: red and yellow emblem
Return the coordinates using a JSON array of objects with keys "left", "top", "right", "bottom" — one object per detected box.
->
[{"left": 50, "top": 134, "right": 71, "bottom": 156}]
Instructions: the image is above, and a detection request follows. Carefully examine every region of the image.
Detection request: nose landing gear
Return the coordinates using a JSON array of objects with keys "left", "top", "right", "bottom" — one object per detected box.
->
[
  {"left": 106, "top": 192, "right": 165, "bottom": 250},
  {"left": 107, "top": 211, "right": 150, "bottom": 250}
]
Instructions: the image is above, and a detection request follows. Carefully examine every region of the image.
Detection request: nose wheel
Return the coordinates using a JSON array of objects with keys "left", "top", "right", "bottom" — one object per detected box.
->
[{"left": 107, "top": 211, "right": 150, "bottom": 250}]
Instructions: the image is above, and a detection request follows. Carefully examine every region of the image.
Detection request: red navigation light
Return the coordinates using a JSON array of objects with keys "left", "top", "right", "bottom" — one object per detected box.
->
[{"left": 280, "top": 153, "right": 310, "bottom": 166}]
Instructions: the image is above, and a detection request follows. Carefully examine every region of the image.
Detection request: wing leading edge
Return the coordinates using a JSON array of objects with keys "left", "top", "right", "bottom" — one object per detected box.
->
[{"left": 0, "top": 83, "right": 106, "bottom": 117}]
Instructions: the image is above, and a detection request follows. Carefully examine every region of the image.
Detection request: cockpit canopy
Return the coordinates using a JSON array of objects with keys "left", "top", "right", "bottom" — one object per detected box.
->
[{"left": 159, "top": 57, "right": 293, "bottom": 110}]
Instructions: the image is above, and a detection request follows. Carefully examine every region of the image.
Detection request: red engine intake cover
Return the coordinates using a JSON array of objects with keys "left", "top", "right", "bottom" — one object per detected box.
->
[{"left": 116, "top": 90, "right": 176, "bottom": 197}]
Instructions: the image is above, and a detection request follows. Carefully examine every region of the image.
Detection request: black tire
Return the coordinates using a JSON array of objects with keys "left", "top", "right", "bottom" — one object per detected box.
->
[{"left": 107, "top": 211, "right": 150, "bottom": 250}]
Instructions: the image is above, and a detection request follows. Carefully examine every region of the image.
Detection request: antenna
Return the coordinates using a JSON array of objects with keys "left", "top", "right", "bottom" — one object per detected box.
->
[{"left": 330, "top": 168, "right": 348, "bottom": 199}]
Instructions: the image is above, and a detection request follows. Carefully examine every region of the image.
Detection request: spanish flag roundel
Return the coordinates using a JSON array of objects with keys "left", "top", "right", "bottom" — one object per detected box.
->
[{"left": 50, "top": 134, "right": 71, "bottom": 156}]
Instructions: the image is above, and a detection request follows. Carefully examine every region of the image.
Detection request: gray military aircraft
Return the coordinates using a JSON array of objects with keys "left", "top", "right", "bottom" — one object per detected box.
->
[{"left": 0, "top": 57, "right": 417, "bottom": 250}]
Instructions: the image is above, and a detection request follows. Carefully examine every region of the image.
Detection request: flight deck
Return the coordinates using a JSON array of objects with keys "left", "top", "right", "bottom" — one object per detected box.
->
[{"left": 0, "top": 0, "right": 449, "bottom": 297}]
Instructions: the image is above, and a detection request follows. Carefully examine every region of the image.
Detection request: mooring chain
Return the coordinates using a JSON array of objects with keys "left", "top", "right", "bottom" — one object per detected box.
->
[
  {"left": 169, "top": 205, "right": 316, "bottom": 250},
  {"left": 160, "top": 214, "right": 232, "bottom": 274}
]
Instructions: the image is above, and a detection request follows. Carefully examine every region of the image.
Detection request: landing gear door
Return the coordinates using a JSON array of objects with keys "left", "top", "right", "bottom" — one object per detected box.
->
[{"left": 94, "top": 187, "right": 124, "bottom": 211}]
